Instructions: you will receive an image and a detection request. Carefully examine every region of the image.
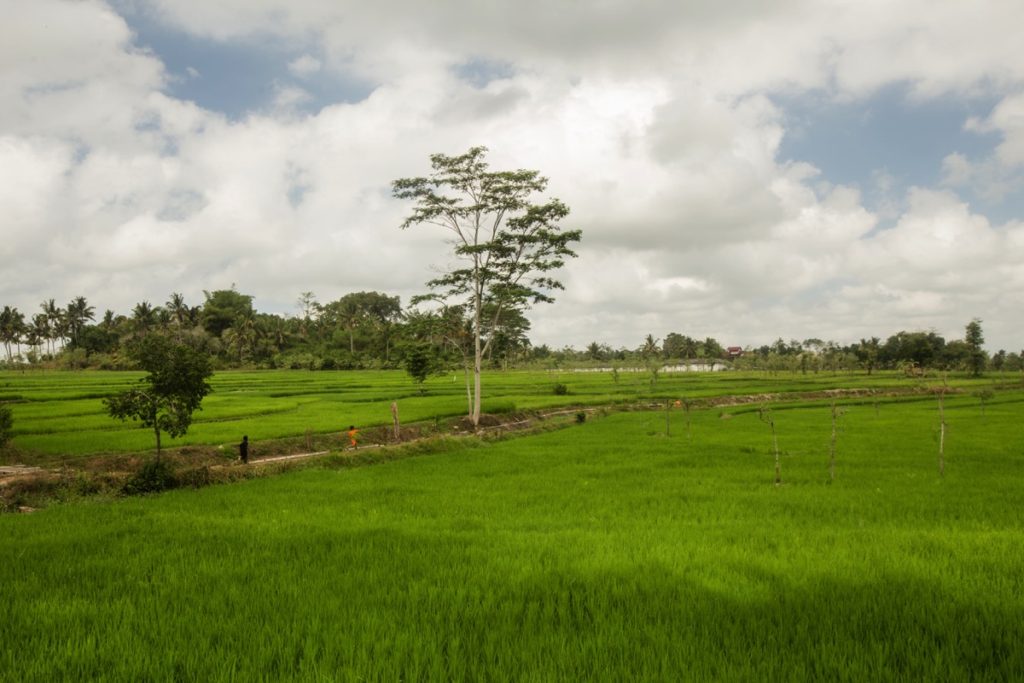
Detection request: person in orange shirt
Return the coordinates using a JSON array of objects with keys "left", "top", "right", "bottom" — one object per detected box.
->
[{"left": 346, "top": 425, "right": 359, "bottom": 449}]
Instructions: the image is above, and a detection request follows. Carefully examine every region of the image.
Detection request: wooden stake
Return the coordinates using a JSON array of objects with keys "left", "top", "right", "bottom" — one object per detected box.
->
[
  {"left": 760, "top": 405, "right": 781, "bottom": 486},
  {"left": 829, "top": 401, "right": 838, "bottom": 483},
  {"left": 684, "top": 399, "right": 692, "bottom": 442},
  {"left": 938, "top": 390, "right": 946, "bottom": 477}
]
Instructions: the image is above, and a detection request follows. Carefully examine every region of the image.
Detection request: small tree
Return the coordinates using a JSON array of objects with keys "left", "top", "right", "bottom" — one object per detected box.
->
[
  {"left": 759, "top": 405, "right": 782, "bottom": 486},
  {"left": 393, "top": 146, "right": 581, "bottom": 427},
  {"left": 404, "top": 343, "right": 443, "bottom": 394},
  {"left": 975, "top": 388, "right": 994, "bottom": 417},
  {"left": 829, "top": 401, "right": 845, "bottom": 482},
  {"left": 105, "top": 336, "right": 213, "bottom": 458}
]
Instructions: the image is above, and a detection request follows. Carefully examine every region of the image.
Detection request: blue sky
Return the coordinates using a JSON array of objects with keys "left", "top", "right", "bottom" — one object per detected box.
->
[
  {"left": 4, "top": 0, "right": 1024, "bottom": 351},
  {"left": 117, "top": 3, "right": 372, "bottom": 117},
  {"left": 776, "top": 86, "right": 1018, "bottom": 223}
]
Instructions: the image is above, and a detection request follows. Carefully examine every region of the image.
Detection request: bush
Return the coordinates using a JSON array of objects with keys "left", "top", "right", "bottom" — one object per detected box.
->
[
  {"left": 178, "top": 465, "right": 213, "bottom": 489},
  {"left": 123, "top": 458, "right": 178, "bottom": 495},
  {"left": 575, "top": 411, "right": 587, "bottom": 424},
  {"left": 553, "top": 383, "right": 569, "bottom": 395},
  {"left": 0, "top": 404, "right": 12, "bottom": 447}
]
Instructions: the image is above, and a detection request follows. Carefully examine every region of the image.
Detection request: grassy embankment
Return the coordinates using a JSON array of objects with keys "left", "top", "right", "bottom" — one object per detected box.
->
[{"left": 1, "top": 392, "right": 1022, "bottom": 680}]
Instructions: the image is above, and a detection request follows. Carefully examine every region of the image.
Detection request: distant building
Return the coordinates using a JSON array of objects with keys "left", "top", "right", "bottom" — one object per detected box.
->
[{"left": 726, "top": 346, "right": 743, "bottom": 358}]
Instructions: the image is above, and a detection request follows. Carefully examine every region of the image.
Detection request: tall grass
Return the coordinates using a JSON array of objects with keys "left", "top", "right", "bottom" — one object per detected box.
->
[{"left": 2, "top": 398, "right": 1022, "bottom": 680}]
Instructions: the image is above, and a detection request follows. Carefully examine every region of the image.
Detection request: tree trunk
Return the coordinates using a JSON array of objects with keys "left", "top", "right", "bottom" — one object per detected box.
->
[
  {"left": 472, "top": 284, "right": 483, "bottom": 428},
  {"left": 473, "top": 352, "right": 482, "bottom": 427}
]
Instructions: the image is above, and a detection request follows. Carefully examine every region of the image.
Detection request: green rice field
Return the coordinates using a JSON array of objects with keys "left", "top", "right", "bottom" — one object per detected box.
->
[
  {"left": 2, "top": 383, "right": 1022, "bottom": 680},
  {"left": 1, "top": 367, "right": 1013, "bottom": 459}
]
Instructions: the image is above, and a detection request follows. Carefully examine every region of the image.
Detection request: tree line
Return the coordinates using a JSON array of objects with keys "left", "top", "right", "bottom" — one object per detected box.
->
[
  {"left": 0, "top": 294, "right": 1009, "bottom": 377},
  {"left": 0, "top": 289, "right": 533, "bottom": 373}
]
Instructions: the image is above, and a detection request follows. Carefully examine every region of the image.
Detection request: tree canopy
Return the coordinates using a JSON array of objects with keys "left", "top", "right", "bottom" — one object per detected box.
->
[{"left": 104, "top": 335, "right": 213, "bottom": 457}]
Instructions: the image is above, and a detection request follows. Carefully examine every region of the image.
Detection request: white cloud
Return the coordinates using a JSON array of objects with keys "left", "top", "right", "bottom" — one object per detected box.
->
[
  {"left": 2, "top": 0, "right": 1024, "bottom": 352},
  {"left": 942, "top": 91, "right": 1024, "bottom": 201}
]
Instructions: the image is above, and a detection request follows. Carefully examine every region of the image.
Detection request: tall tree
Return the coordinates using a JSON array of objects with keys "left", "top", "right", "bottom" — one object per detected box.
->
[
  {"left": 965, "top": 318, "right": 986, "bottom": 377},
  {"left": 360, "top": 292, "right": 403, "bottom": 361},
  {"left": 393, "top": 146, "right": 581, "bottom": 426},
  {"left": 65, "top": 296, "right": 95, "bottom": 348},
  {"left": 29, "top": 314, "right": 49, "bottom": 357},
  {"left": 40, "top": 299, "right": 62, "bottom": 355},
  {"left": 639, "top": 334, "right": 660, "bottom": 359},
  {"left": 856, "top": 337, "right": 881, "bottom": 375},
  {"left": 0, "top": 306, "right": 25, "bottom": 363},
  {"left": 334, "top": 294, "right": 366, "bottom": 355},
  {"left": 166, "top": 293, "right": 190, "bottom": 328},
  {"left": 132, "top": 301, "right": 159, "bottom": 337},
  {"left": 201, "top": 288, "right": 254, "bottom": 338}
]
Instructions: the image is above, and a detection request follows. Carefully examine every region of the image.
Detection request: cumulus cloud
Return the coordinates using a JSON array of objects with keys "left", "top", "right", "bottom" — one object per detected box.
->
[
  {"left": 943, "top": 92, "right": 1024, "bottom": 201},
  {"left": 2, "top": 0, "right": 1024, "bottom": 351}
]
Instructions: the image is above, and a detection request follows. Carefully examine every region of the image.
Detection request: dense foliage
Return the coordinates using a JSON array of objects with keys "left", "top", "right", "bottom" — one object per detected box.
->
[
  {"left": 104, "top": 336, "right": 213, "bottom": 455},
  {"left": 0, "top": 290, "right": 1016, "bottom": 376},
  {"left": 0, "top": 404, "right": 12, "bottom": 447}
]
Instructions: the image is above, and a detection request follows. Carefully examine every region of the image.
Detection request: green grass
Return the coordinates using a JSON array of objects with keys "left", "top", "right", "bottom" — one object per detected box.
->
[
  {"left": 2, "top": 397, "right": 1022, "bottom": 680},
  {"left": 3, "top": 367, "right": 1016, "bottom": 460}
]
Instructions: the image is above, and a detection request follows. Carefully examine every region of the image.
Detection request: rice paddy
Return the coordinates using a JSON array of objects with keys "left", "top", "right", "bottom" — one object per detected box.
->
[
  {"left": 1, "top": 367, "right": 1011, "bottom": 459},
  {"left": 2, "top": 375, "right": 1022, "bottom": 680}
]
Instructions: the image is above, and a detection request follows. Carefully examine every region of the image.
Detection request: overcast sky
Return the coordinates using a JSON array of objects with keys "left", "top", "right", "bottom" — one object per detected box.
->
[{"left": 3, "top": 0, "right": 1024, "bottom": 351}]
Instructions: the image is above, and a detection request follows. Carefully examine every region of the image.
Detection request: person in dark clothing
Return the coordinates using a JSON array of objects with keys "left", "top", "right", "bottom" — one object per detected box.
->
[{"left": 239, "top": 435, "right": 249, "bottom": 464}]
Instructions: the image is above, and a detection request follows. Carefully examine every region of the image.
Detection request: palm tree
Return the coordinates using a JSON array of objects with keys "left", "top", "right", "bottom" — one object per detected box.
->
[
  {"left": 12, "top": 309, "right": 27, "bottom": 359},
  {"left": 233, "top": 312, "right": 259, "bottom": 362},
  {"left": 166, "top": 293, "right": 190, "bottom": 328},
  {"left": 65, "top": 296, "right": 95, "bottom": 348},
  {"left": 264, "top": 314, "right": 290, "bottom": 352},
  {"left": 337, "top": 298, "right": 364, "bottom": 355},
  {"left": 39, "top": 299, "right": 62, "bottom": 355},
  {"left": 132, "top": 301, "right": 158, "bottom": 337},
  {"left": 0, "top": 306, "right": 24, "bottom": 362},
  {"left": 30, "top": 313, "right": 50, "bottom": 358},
  {"left": 640, "top": 334, "right": 660, "bottom": 359}
]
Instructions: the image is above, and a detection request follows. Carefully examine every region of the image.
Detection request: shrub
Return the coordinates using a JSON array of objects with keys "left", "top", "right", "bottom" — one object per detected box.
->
[
  {"left": 0, "top": 404, "right": 12, "bottom": 447},
  {"left": 575, "top": 411, "right": 587, "bottom": 424},
  {"left": 178, "top": 465, "right": 213, "bottom": 489},
  {"left": 553, "top": 383, "right": 569, "bottom": 395},
  {"left": 123, "top": 459, "right": 178, "bottom": 495}
]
